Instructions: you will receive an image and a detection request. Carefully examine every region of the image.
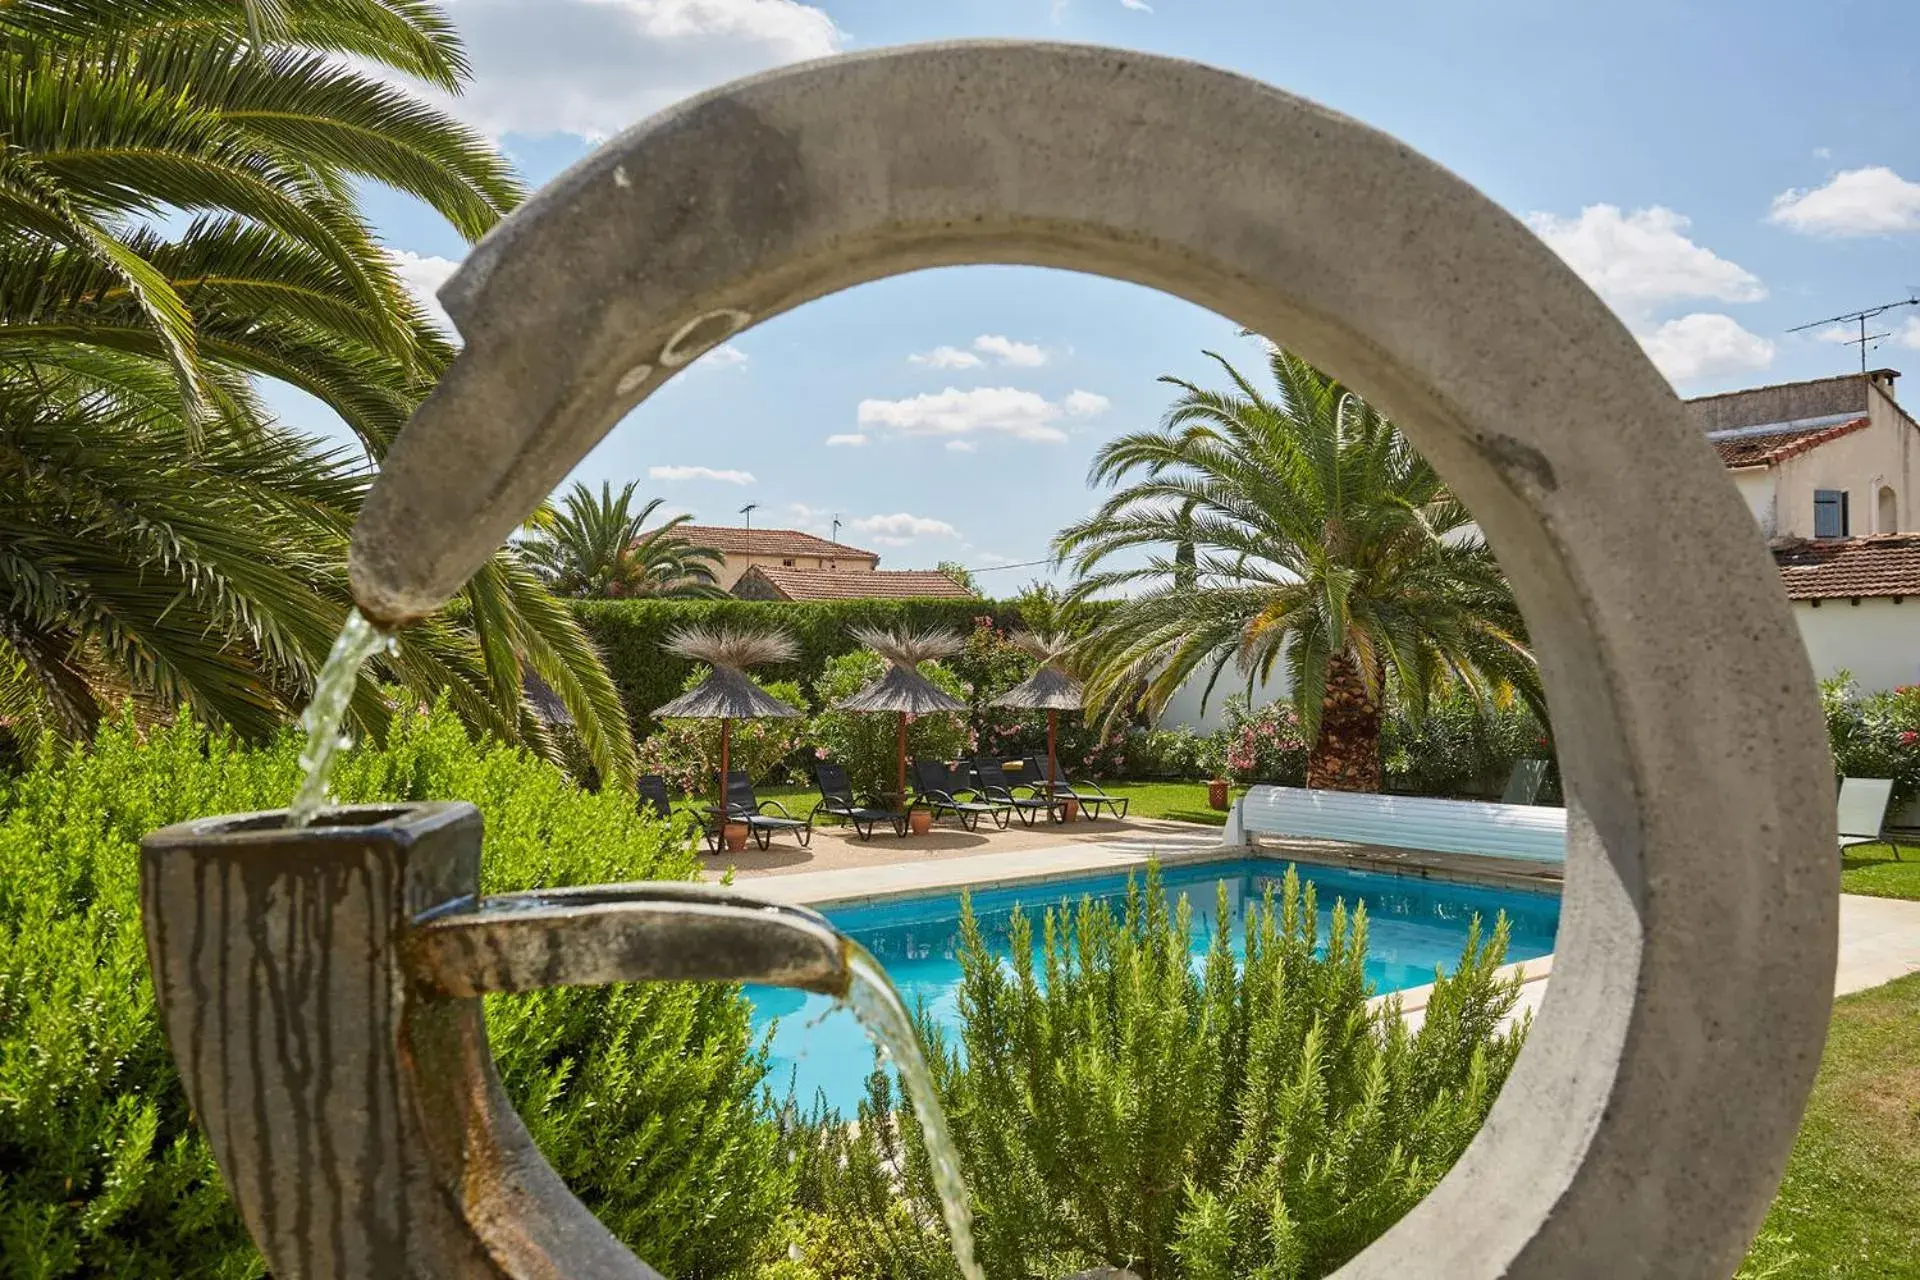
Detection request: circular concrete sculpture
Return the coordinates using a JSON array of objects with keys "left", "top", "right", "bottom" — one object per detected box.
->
[{"left": 349, "top": 41, "right": 1837, "bottom": 1277}]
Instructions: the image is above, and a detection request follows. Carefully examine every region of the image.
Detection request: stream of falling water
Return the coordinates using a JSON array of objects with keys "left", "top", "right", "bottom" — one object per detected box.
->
[
  {"left": 287, "top": 609, "right": 391, "bottom": 828},
  {"left": 842, "top": 944, "right": 982, "bottom": 1280}
]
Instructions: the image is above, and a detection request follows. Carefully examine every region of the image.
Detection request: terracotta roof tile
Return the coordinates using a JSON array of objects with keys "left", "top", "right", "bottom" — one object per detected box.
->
[
  {"left": 678, "top": 524, "right": 878, "bottom": 560},
  {"left": 1771, "top": 535, "right": 1920, "bottom": 600},
  {"left": 1712, "top": 417, "right": 1870, "bottom": 468},
  {"left": 736, "top": 566, "right": 977, "bottom": 601}
]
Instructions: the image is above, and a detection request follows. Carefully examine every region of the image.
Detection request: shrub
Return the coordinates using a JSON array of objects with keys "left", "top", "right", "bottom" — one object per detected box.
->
[
  {"left": 0, "top": 705, "right": 788, "bottom": 1279},
  {"left": 1821, "top": 671, "right": 1920, "bottom": 805},
  {"left": 786, "top": 867, "right": 1527, "bottom": 1280},
  {"left": 636, "top": 669, "right": 809, "bottom": 796},
  {"left": 807, "top": 651, "right": 970, "bottom": 797},
  {"left": 1381, "top": 688, "right": 1549, "bottom": 800},
  {"left": 1220, "top": 695, "right": 1310, "bottom": 785},
  {"left": 1124, "top": 727, "right": 1226, "bottom": 780}
]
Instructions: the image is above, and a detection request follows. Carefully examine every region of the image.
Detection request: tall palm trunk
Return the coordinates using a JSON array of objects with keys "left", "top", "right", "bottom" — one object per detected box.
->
[{"left": 1306, "top": 652, "right": 1382, "bottom": 792}]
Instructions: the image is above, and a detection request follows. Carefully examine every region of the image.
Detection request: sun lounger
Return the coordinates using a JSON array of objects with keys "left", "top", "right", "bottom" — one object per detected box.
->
[
  {"left": 972, "top": 757, "right": 1061, "bottom": 827},
  {"left": 911, "top": 758, "right": 1011, "bottom": 832},
  {"left": 810, "top": 761, "right": 908, "bottom": 840},
  {"left": 1019, "top": 755, "right": 1129, "bottom": 820}
]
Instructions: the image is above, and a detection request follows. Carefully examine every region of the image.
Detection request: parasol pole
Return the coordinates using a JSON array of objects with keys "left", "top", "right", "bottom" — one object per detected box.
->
[
  {"left": 718, "top": 718, "right": 731, "bottom": 820},
  {"left": 1047, "top": 709, "right": 1058, "bottom": 806},
  {"left": 897, "top": 712, "right": 909, "bottom": 814}
]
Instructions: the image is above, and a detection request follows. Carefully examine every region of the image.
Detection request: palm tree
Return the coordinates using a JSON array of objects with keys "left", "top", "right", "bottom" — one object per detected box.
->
[
  {"left": 1054, "top": 345, "right": 1539, "bottom": 792},
  {"left": 0, "top": 1, "right": 637, "bottom": 784},
  {"left": 521, "top": 481, "right": 726, "bottom": 599}
]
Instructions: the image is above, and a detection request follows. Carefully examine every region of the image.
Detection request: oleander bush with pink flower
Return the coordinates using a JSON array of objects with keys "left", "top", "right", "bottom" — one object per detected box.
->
[{"left": 1821, "top": 672, "right": 1920, "bottom": 805}]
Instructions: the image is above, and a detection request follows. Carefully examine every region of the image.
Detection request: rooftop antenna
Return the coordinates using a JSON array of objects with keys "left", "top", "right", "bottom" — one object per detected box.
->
[
  {"left": 830, "top": 514, "right": 842, "bottom": 543},
  {"left": 1788, "top": 291, "right": 1920, "bottom": 375},
  {"left": 739, "top": 502, "right": 758, "bottom": 557}
]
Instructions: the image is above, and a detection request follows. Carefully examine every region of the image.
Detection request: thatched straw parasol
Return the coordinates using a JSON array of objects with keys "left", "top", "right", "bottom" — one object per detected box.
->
[
  {"left": 654, "top": 625, "right": 801, "bottom": 817},
  {"left": 833, "top": 626, "right": 965, "bottom": 809},
  {"left": 990, "top": 632, "right": 1084, "bottom": 805}
]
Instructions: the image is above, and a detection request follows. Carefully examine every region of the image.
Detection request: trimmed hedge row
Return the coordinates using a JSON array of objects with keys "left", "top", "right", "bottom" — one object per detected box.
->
[{"left": 575, "top": 597, "right": 1075, "bottom": 735}]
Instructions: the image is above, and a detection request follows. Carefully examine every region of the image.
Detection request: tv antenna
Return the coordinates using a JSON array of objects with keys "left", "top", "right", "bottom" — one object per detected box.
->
[
  {"left": 738, "top": 502, "right": 758, "bottom": 554},
  {"left": 1788, "top": 292, "right": 1920, "bottom": 374},
  {"left": 830, "top": 514, "right": 842, "bottom": 543}
]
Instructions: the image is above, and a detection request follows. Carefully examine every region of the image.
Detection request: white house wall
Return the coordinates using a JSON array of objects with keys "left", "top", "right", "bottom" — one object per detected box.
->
[
  {"left": 1771, "top": 382, "right": 1917, "bottom": 538},
  {"left": 1793, "top": 598, "right": 1920, "bottom": 692}
]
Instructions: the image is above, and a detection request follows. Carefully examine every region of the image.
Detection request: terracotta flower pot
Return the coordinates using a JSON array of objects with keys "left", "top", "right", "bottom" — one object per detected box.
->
[
  {"left": 723, "top": 822, "right": 750, "bottom": 852},
  {"left": 1062, "top": 798, "right": 1080, "bottom": 821},
  {"left": 909, "top": 810, "right": 933, "bottom": 836},
  {"left": 1208, "top": 779, "right": 1231, "bottom": 811}
]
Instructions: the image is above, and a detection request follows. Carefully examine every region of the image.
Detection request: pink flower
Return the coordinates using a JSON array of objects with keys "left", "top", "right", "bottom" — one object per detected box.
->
[
  {"left": 1902, "top": 731, "right": 1918, "bottom": 747},
  {"left": 815, "top": 747, "right": 829, "bottom": 759}
]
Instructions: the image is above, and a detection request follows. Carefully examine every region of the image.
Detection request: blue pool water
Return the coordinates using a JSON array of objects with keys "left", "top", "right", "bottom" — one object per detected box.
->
[{"left": 746, "top": 858, "right": 1560, "bottom": 1113}]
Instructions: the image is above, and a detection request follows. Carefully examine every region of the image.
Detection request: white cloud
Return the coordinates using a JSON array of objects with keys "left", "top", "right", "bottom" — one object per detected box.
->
[
  {"left": 430, "top": 0, "right": 843, "bottom": 140},
  {"left": 1812, "top": 146, "right": 1833, "bottom": 160},
  {"left": 945, "top": 440, "right": 977, "bottom": 453},
  {"left": 1063, "top": 389, "right": 1111, "bottom": 416},
  {"left": 1637, "top": 313, "right": 1777, "bottom": 384},
  {"left": 1898, "top": 316, "right": 1920, "bottom": 351},
  {"left": 856, "top": 385, "right": 1108, "bottom": 444},
  {"left": 385, "top": 248, "right": 460, "bottom": 333},
  {"left": 971, "top": 334, "right": 1047, "bottom": 367},
  {"left": 909, "top": 334, "right": 1048, "bottom": 369},
  {"left": 1119, "top": 0, "right": 1152, "bottom": 9},
  {"left": 850, "top": 512, "right": 960, "bottom": 546},
  {"left": 824, "top": 433, "right": 867, "bottom": 447},
  {"left": 908, "top": 345, "right": 983, "bottom": 370},
  {"left": 1770, "top": 167, "right": 1920, "bottom": 236},
  {"left": 691, "top": 342, "right": 748, "bottom": 371},
  {"left": 648, "top": 464, "right": 756, "bottom": 484},
  {"left": 1523, "top": 205, "right": 1764, "bottom": 318}
]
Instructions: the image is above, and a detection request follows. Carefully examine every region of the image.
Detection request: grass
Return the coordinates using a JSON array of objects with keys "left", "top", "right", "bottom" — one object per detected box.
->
[
  {"left": 668, "top": 778, "right": 1240, "bottom": 826},
  {"left": 1841, "top": 842, "right": 1920, "bottom": 901},
  {"left": 1739, "top": 970, "right": 1920, "bottom": 1278}
]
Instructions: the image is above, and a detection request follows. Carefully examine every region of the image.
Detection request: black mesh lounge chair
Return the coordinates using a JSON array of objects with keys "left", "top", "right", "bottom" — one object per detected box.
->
[
  {"left": 1020, "top": 755, "right": 1130, "bottom": 820},
  {"left": 706, "top": 771, "right": 813, "bottom": 852},
  {"left": 1837, "top": 777, "right": 1897, "bottom": 860},
  {"left": 972, "top": 757, "right": 1061, "bottom": 828},
  {"left": 911, "top": 758, "right": 1011, "bottom": 832},
  {"left": 811, "top": 762, "right": 908, "bottom": 840},
  {"left": 637, "top": 773, "right": 674, "bottom": 821}
]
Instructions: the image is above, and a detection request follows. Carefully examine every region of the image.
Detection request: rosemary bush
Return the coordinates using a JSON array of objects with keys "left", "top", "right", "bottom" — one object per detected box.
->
[
  {"left": 785, "top": 867, "right": 1527, "bottom": 1280},
  {"left": 0, "top": 706, "right": 787, "bottom": 1278}
]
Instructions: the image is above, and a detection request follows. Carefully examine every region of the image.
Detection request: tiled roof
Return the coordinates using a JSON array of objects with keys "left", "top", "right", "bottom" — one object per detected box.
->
[
  {"left": 1772, "top": 535, "right": 1920, "bottom": 600},
  {"left": 1712, "top": 417, "right": 1870, "bottom": 468},
  {"left": 677, "top": 524, "right": 878, "bottom": 560},
  {"left": 737, "top": 566, "right": 977, "bottom": 601}
]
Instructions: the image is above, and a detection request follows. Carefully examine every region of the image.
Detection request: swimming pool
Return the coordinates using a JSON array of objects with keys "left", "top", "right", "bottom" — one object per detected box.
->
[{"left": 746, "top": 857, "right": 1560, "bottom": 1113}]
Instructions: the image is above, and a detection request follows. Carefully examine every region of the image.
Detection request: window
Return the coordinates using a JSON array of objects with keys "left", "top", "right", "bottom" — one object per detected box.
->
[
  {"left": 1879, "top": 485, "right": 1898, "bottom": 534},
  {"left": 1814, "top": 489, "right": 1849, "bottom": 539},
  {"left": 781, "top": 558, "right": 795, "bottom": 567}
]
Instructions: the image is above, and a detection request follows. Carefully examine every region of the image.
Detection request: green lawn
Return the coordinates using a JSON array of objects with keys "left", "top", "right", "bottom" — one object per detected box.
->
[
  {"left": 1739, "top": 970, "right": 1920, "bottom": 1278},
  {"left": 680, "top": 780, "right": 1238, "bottom": 826},
  {"left": 1841, "top": 843, "right": 1920, "bottom": 901}
]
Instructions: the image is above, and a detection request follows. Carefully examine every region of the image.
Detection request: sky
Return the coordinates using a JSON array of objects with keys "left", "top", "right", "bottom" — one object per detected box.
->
[{"left": 274, "top": 0, "right": 1920, "bottom": 587}]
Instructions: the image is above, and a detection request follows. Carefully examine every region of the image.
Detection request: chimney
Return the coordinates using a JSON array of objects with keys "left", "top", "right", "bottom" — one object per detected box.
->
[{"left": 1868, "top": 368, "right": 1900, "bottom": 400}]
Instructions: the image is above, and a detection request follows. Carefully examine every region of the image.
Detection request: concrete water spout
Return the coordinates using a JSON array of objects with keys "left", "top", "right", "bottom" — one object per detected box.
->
[
  {"left": 142, "top": 804, "right": 848, "bottom": 1278},
  {"left": 149, "top": 39, "right": 1837, "bottom": 1280}
]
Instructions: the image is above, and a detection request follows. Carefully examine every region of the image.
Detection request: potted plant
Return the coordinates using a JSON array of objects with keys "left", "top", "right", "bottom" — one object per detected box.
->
[
  {"left": 723, "top": 820, "right": 750, "bottom": 852},
  {"left": 909, "top": 807, "right": 933, "bottom": 836},
  {"left": 1208, "top": 777, "right": 1231, "bottom": 811}
]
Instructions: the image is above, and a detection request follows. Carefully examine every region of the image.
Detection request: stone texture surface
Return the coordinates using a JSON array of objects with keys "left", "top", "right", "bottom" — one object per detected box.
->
[{"left": 343, "top": 40, "right": 1835, "bottom": 1278}]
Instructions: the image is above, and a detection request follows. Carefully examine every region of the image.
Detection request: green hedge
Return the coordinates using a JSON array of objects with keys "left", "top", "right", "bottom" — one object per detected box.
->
[
  {"left": 576, "top": 598, "right": 1021, "bottom": 736},
  {"left": 0, "top": 706, "right": 789, "bottom": 1279}
]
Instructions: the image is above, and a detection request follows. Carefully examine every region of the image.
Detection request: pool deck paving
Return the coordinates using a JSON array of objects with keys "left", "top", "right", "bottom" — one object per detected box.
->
[{"left": 711, "top": 821, "right": 1920, "bottom": 1009}]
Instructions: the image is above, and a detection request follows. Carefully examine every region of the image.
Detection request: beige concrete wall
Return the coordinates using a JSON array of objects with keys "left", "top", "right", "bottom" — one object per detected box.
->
[
  {"left": 709, "top": 550, "right": 877, "bottom": 589},
  {"left": 1795, "top": 597, "right": 1920, "bottom": 692},
  {"left": 1771, "top": 382, "right": 1918, "bottom": 537}
]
